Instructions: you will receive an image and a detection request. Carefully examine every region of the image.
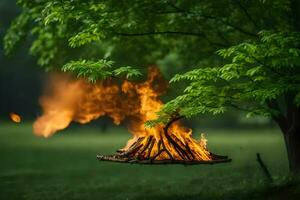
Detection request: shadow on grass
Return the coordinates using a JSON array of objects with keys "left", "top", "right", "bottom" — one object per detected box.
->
[
  {"left": 132, "top": 179, "right": 300, "bottom": 200},
  {"left": 1, "top": 172, "right": 300, "bottom": 200}
]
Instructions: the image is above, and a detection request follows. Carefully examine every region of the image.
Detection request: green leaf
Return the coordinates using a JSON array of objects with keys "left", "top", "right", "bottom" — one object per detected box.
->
[{"left": 62, "top": 59, "right": 141, "bottom": 82}]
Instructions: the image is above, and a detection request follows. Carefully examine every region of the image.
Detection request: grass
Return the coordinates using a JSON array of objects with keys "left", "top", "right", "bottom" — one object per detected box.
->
[{"left": 0, "top": 122, "right": 299, "bottom": 200}]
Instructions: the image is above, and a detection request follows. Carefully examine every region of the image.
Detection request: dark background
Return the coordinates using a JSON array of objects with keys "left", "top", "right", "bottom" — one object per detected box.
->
[{"left": 0, "top": 0, "right": 45, "bottom": 121}]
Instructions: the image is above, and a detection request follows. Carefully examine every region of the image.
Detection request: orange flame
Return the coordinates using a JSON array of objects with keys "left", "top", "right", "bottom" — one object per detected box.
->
[
  {"left": 34, "top": 67, "right": 211, "bottom": 161},
  {"left": 10, "top": 112, "right": 21, "bottom": 123},
  {"left": 33, "top": 67, "right": 167, "bottom": 138}
]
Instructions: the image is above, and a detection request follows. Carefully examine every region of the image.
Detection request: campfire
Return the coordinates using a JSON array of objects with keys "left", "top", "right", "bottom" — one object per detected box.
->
[{"left": 34, "top": 67, "right": 230, "bottom": 164}]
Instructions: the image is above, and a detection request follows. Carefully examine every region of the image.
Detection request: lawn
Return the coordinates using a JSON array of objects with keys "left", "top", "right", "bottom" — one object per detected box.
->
[{"left": 0, "top": 122, "right": 299, "bottom": 200}]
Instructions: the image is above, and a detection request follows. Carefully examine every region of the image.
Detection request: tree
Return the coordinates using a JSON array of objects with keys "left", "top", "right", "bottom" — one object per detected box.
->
[
  {"left": 4, "top": 0, "right": 300, "bottom": 172},
  {"left": 151, "top": 30, "right": 300, "bottom": 173}
]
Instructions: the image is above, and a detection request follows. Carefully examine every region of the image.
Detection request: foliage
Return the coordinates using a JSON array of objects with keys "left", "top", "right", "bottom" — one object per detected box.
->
[
  {"left": 3, "top": 0, "right": 300, "bottom": 128},
  {"left": 149, "top": 31, "right": 300, "bottom": 126},
  {"left": 4, "top": 0, "right": 289, "bottom": 75},
  {"left": 62, "top": 59, "right": 141, "bottom": 83},
  {"left": 4, "top": 11, "right": 30, "bottom": 55}
]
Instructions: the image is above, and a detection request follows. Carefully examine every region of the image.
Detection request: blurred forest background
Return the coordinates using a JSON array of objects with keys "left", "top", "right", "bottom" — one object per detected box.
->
[
  {"left": 0, "top": 0, "right": 44, "bottom": 121},
  {"left": 0, "top": 0, "right": 274, "bottom": 130}
]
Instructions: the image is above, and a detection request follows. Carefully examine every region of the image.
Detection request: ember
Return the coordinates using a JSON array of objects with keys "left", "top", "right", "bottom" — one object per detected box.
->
[
  {"left": 10, "top": 112, "right": 21, "bottom": 123},
  {"left": 34, "top": 67, "right": 230, "bottom": 164}
]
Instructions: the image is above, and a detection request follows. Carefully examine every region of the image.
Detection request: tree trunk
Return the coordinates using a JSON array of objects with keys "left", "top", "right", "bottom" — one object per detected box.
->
[
  {"left": 284, "top": 126, "right": 300, "bottom": 174},
  {"left": 276, "top": 98, "right": 300, "bottom": 174},
  {"left": 270, "top": 97, "right": 300, "bottom": 174},
  {"left": 288, "top": 0, "right": 300, "bottom": 173}
]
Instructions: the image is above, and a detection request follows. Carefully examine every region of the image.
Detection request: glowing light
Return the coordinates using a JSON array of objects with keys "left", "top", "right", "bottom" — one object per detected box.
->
[{"left": 10, "top": 112, "right": 21, "bottom": 123}]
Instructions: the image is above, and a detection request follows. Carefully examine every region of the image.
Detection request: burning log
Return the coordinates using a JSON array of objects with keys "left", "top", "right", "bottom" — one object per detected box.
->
[{"left": 97, "top": 116, "right": 231, "bottom": 165}]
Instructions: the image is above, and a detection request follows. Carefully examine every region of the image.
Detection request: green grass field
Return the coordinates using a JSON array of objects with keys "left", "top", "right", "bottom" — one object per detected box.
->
[{"left": 0, "top": 122, "right": 299, "bottom": 200}]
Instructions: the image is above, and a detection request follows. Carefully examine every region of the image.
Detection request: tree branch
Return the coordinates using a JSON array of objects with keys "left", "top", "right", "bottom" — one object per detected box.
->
[
  {"left": 113, "top": 31, "right": 205, "bottom": 37},
  {"left": 164, "top": 1, "right": 258, "bottom": 37},
  {"left": 267, "top": 99, "right": 288, "bottom": 133},
  {"left": 113, "top": 31, "right": 228, "bottom": 47},
  {"left": 285, "top": 92, "right": 300, "bottom": 130},
  {"left": 234, "top": 0, "right": 260, "bottom": 30},
  {"left": 256, "top": 153, "right": 273, "bottom": 182},
  {"left": 164, "top": 115, "right": 184, "bottom": 134}
]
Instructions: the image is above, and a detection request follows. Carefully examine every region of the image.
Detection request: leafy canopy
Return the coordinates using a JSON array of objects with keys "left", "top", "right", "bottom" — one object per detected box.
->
[
  {"left": 4, "top": 0, "right": 300, "bottom": 127},
  {"left": 147, "top": 31, "right": 300, "bottom": 126},
  {"left": 62, "top": 60, "right": 141, "bottom": 83},
  {"left": 5, "top": 0, "right": 288, "bottom": 69}
]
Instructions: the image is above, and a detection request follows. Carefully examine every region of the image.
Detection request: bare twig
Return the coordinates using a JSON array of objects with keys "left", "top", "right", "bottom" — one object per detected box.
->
[{"left": 256, "top": 153, "right": 273, "bottom": 182}]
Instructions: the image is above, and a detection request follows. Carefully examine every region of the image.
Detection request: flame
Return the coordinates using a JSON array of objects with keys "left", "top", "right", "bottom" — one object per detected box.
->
[
  {"left": 199, "top": 133, "right": 208, "bottom": 149},
  {"left": 10, "top": 112, "right": 21, "bottom": 123},
  {"left": 34, "top": 67, "right": 212, "bottom": 161}
]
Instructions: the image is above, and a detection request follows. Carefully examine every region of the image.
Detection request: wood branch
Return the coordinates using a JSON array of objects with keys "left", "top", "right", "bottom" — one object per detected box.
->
[
  {"left": 97, "top": 155, "right": 231, "bottom": 165},
  {"left": 286, "top": 95, "right": 294, "bottom": 128},
  {"left": 210, "top": 153, "right": 229, "bottom": 160},
  {"left": 267, "top": 99, "right": 288, "bottom": 133},
  {"left": 114, "top": 31, "right": 206, "bottom": 38},
  {"left": 129, "top": 144, "right": 143, "bottom": 156},
  {"left": 97, "top": 135, "right": 231, "bottom": 165},
  {"left": 151, "top": 149, "right": 164, "bottom": 161},
  {"left": 161, "top": 137, "right": 174, "bottom": 160},
  {"left": 164, "top": 1, "right": 257, "bottom": 37},
  {"left": 172, "top": 134, "right": 194, "bottom": 159},
  {"left": 165, "top": 133, "right": 190, "bottom": 160},
  {"left": 119, "top": 137, "right": 144, "bottom": 156},
  {"left": 97, "top": 114, "right": 231, "bottom": 165},
  {"left": 113, "top": 31, "right": 228, "bottom": 47},
  {"left": 151, "top": 140, "right": 163, "bottom": 160},
  {"left": 256, "top": 153, "right": 273, "bottom": 182},
  {"left": 185, "top": 143, "right": 195, "bottom": 159},
  {"left": 290, "top": 0, "right": 300, "bottom": 31},
  {"left": 164, "top": 115, "right": 183, "bottom": 133},
  {"left": 234, "top": 0, "right": 260, "bottom": 30},
  {"left": 163, "top": 115, "right": 193, "bottom": 160},
  {"left": 138, "top": 136, "right": 153, "bottom": 159},
  {"left": 146, "top": 139, "right": 155, "bottom": 159}
]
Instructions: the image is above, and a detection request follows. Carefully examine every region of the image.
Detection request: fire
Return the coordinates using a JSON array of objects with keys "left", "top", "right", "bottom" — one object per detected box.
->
[
  {"left": 34, "top": 67, "right": 222, "bottom": 162},
  {"left": 10, "top": 112, "right": 21, "bottom": 123}
]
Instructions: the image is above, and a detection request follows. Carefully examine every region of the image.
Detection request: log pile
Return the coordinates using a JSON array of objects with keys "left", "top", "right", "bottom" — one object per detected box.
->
[{"left": 97, "top": 117, "right": 231, "bottom": 165}]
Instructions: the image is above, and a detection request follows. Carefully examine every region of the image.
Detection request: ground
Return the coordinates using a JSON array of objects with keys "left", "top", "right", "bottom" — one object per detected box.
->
[{"left": 0, "top": 122, "right": 299, "bottom": 200}]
